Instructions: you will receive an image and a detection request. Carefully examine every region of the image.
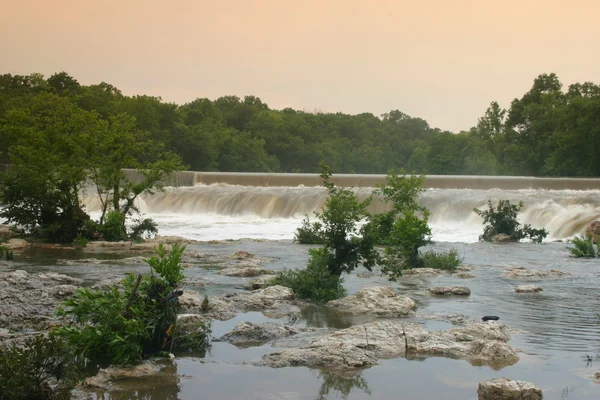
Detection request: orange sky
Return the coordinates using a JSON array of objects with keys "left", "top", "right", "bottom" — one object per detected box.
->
[{"left": 1, "top": 0, "right": 598, "bottom": 131}]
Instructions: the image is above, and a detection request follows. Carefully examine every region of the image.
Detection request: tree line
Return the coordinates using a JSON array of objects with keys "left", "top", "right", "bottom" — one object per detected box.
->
[{"left": 1, "top": 71, "right": 599, "bottom": 177}]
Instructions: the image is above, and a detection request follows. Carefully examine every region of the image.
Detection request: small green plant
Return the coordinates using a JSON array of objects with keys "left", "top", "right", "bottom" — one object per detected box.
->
[
  {"left": 200, "top": 295, "right": 211, "bottom": 312},
  {"left": 473, "top": 200, "right": 548, "bottom": 243},
  {"left": 0, "top": 245, "right": 13, "bottom": 260},
  {"left": 270, "top": 248, "right": 347, "bottom": 303},
  {"left": 568, "top": 236, "right": 597, "bottom": 258},
  {"left": 55, "top": 243, "right": 209, "bottom": 365},
  {"left": 130, "top": 217, "right": 159, "bottom": 241},
  {"left": 0, "top": 334, "right": 82, "bottom": 400},
  {"left": 72, "top": 235, "right": 89, "bottom": 250},
  {"left": 419, "top": 249, "right": 463, "bottom": 270}
]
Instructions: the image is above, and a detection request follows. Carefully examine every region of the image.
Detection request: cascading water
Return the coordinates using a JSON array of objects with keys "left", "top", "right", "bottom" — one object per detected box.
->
[{"left": 80, "top": 172, "right": 600, "bottom": 242}]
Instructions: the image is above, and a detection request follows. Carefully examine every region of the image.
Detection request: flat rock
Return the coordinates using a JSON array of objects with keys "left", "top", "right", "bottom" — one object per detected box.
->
[
  {"left": 504, "top": 267, "right": 570, "bottom": 279},
  {"left": 182, "top": 286, "right": 299, "bottom": 321},
  {"left": 402, "top": 268, "right": 442, "bottom": 277},
  {"left": 477, "top": 377, "right": 542, "bottom": 400},
  {"left": 215, "top": 321, "right": 301, "bottom": 347},
  {"left": 82, "top": 360, "right": 167, "bottom": 391},
  {"left": 455, "top": 272, "right": 476, "bottom": 279},
  {"left": 491, "top": 234, "right": 515, "bottom": 243},
  {"left": 243, "top": 275, "right": 274, "bottom": 290},
  {"left": 428, "top": 286, "right": 471, "bottom": 296},
  {"left": 326, "top": 286, "right": 416, "bottom": 317},
  {"left": 5, "top": 238, "right": 29, "bottom": 250},
  {"left": 261, "top": 320, "right": 518, "bottom": 371},
  {"left": 217, "top": 251, "right": 276, "bottom": 277},
  {"left": 0, "top": 270, "right": 81, "bottom": 329},
  {"left": 515, "top": 285, "right": 543, "bottom": 293}
]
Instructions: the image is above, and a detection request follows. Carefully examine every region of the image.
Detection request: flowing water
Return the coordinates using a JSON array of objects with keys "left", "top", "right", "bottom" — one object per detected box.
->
[{"left": 9, "top": 173, "right": 600, "bottom": 398}]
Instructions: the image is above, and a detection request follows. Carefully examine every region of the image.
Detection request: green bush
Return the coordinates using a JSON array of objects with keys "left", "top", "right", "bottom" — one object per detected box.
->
[
  {"left": 0, "top": 334, "right": 82, "bottom": 400},
  {"left": 419, "top": 249, "right": 463, "bottom": 270},
  {"left": 473, "top": 200, "right": 548, "bottom": 243},
  {"left": 55, "top": 243, "right": 209, "bottom": 365},
  {"left": 130, "top": 217, "right": 159, "bottom": 241},
  {"left": 270, "top": 248, "right": 347, "bottom": 303},
  {"left": 568, "top": 236, "right": 597, "bottom": 258},
  {"left": 294, "top": 217, "right": 325, "bottom": 244},
  {"left": 101, "top": 210, "right": 127, "bottom": 241}
]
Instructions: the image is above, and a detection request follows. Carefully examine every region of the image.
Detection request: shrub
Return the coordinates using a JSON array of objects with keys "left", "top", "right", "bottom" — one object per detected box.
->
[
  {"left": 419, "top": 249, "right": 463, "bottom": 270},
  {"left": 568, "top": 236, "right": 597, "bottom": 258},
  {"left": 0, "top": 245, "right": 13, "bottom": 260},
  {"left": 0, "top": 334, "right": 82, "bottom": 400},
  {"left": 55, "top": 243, "right": 209, "bottom": 365},
  {"left": 101, "top": 210, "right": 127, "bottom": 241},
  {"left": 270, "top": 248, "right": 347, "bottom": 303},
  {"left": 473, "top": 200, "right": 548, "bottom": 243},
  {"left": 130, "top": 217, "right": 159, "bottom": 241},
  {"left": 294, "top": 217, "right": 325, "bottom": 244}
]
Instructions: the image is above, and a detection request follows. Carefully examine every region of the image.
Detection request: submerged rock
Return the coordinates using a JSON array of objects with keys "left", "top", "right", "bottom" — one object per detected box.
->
[
  {"left": 0, "top": 270, "right": 81, "bottom": 329},
  {"left": 215, "top": 321, "right": 301, "bottom": 346},
  {"left": 427, "top": 286, "right": 471, "bottom": 296},
  {"left": 477, "top": 377, "right": 542, "bottom": 400},
  {"left": 455, "top": 272, "right": 476, "bottom": 279},
  {"left": 80, "top": 360, "right": 175, "bottom": 392},
  {"left": 504, "top": 267, "right": 570, "bottom": 280},
  {"left": 515, "top": 285, "right": 543, "bottom": 293},
  {"left": 260, "top": 320, "right": 518, "bottom": 371},
  {"left": 326, "top": 286, "right": 416, "bottom": 317}
]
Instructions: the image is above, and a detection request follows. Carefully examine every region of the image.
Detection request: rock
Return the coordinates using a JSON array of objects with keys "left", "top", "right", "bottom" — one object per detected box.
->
[
  {"left": 176, "top": 314, "right": 210, "bottom": 332},
  {"left": 182, "top": 286, "right": 299, "bottom": 321},
  {"left": 595, "top": 372, "right": 600, "bottom": 381},
  {"left": 5, "top": 238, "right": 29, "bottom": 250},
  {"left": 457, "top": 265, "right": 475, "bottom": 271},
  {"left": 243, "top": 275, "right": 274, "bottom": 290},
  {"left": 326, "top": 286, "right": 416, "bottom": 317},
  {"left": 586, "top": 221, "right": 600, "bottom": 243},
  {"left": 477, "top": 377, "right": 542, "bottom": 400},
  {"left": 504, "top": 267, "right": 570, "bottom": 280},
  {"left": 229, "top": 250, "right": 253, "bottom": 259},
  {"left": 261, "top": 320, "right": 518, "bottom": 371},
  {"left": 179, "top": 290, "right": 203, "bottom": 308},
  {"left": 218, "top": 265, "right": 276, "bottom": 277},
  {"left": 428, "top": 286, "right": 471, "bottom": 296},
  {"left": 0, "top": 225, "right": 14, "bottom": 240},
  {"left": 83, "top": 360, "right": 165, "bottom": 390},
  {"left": 401, "top": 268, "right": 442, "bottom": 277},
  {"left": 0, "top": 270, "right": 81, "bottom": 329},
  {"left": 215, "top": 321, "right": 301, "bottom": 347},
  {"left": 491, "top": 234, "right": 514, "bottom": 243},
  {"left": 515, "top": 285, "right": 543, "bottom": 293},
  {"left": 356, "top": 272, "right": 384, "bottom": 278},
  {"left": 456, "top": 272, "right": 476, "bottom": 279}
]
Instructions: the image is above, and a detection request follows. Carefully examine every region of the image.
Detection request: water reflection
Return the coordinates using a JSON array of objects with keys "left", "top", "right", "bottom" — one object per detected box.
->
[{"left": 315, "top": 370, "right": 371, "bottom": 400}]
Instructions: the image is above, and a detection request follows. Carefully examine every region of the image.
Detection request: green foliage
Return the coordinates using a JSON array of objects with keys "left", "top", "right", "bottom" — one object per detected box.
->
[
  {"left": 270, "top": 248, "right": 347, "bottom": 303},
  {"left": 381, "top": 210, "right": 433, "bottom": 277},
  {"left": 130, "top": 217, "right": 158, "bottom": 240},
  {"left": 473, "top": 200, "right": 548, "bottom": 243},
  {"left": 72, "top": 235, "right": 88, "bottom": 250},
  {"left": 294, "top": 217, "right": 325, "bottom": 244},
  {"left": 567, "top": 236, "right": 597, "bottom": 258},
  {"left": 0, "top": 334, "right": 82, "bottom": 400},
  {"left": 200, "top": 295, "right": 210, "bottom": 313},
  {"left": 419, "top": 249, "right": 463, "bottom": 270},
  {"left": 0, "top": 245, "right": 13, "bottom": 260},
  {"left": 54, "top": 243, "right": 207, "bottom": 365},
  {"left": 101, "top": 210, "right": 127, "bottom": 241}
]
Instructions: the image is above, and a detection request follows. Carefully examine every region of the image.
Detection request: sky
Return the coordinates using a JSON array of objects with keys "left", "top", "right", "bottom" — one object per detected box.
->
[{"left": 1, "top": 0, "right": 599, "bottom": 132}]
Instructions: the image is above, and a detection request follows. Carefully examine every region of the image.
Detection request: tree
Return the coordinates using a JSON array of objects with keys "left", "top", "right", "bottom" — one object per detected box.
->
[{"left": 0, "top": 94, "right": 100, "bottom": 242}]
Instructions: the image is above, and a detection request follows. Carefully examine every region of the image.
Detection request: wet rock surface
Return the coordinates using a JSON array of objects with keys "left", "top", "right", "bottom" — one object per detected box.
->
[
  {"left": 0, "top": 270, "right": 80, "bottom": 329},
  {"left": 326, "top": 286, "right": 416, "bottom": 317},
  {"left": 260, "top": 320, "right": 518, "bottom": 371},
  {"left": 427, "top": 286, "right": 471, "bottom": 295},
  {"left": 515, "top": 284, "right": 543, "bottom": 293},
  {"left": 242, "top": 275, "right": 275, "bottom": 290},
  {"left": 182, "top": 286, "right": 300, "bottom": 321},
  {"left": 5, "top": 238, "right": 29, "bottom": 250},
  {"left": 491, "top": 234, "right": 514, "bottom": 243},
  {"left": 504, "top": 267, "right": 570, "bottom": 279},
  {"left": 477, "top": 377, "right": 543, "bottom": 400},
  {"left": 78, "top": 360, "right": 173, "bottom": 392},
  {"left": 586, "top": 221, "right": 600, "bottom": 243},
  {"left": 455, "top": 272, "right": 476, "bottom": 279},
  {"left": 402, "top": 268, "right": 443, "bottom": 277},
  {"left": 217, "top": 251, "right": 276, "bottom": 277},
  {"left": 215, "top": 321, "right": 307, "bottom": 347}
]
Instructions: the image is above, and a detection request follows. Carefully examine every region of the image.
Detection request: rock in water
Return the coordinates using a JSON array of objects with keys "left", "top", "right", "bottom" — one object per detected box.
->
[
  {"left": 491, "top": 234, "right": 514, "bottom": 243},
  {"left": 427, "top": 286, "right": 471, "bottom": 296},
  {"left": 586, "top": 221, "right": 600, "bottom": 243},
  {"left": 515, "top": 285, "right": 543, "bottom": 293},
  {"left": 326, "top": 286, "right": 416, "bottom": 317},
  {"left": 477, "top": 377, "right": 543, "bottom": 400},
  {"left": 482, "top": 316, "right": 499, "bottom": 321}
]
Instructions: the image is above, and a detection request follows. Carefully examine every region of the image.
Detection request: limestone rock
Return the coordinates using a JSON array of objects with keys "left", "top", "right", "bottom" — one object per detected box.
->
[
  {"left": 504, "top": 267, "right": 570, "bottom": 280},
  {"left": 402, "top": 268, "right": 442, "bottom": 277},
  {"left": 326, "top": 286, "right": 416, "bottom": 317},
  {"left": 515, "top": 285, "right": 543, "bottom": 293},
  {"left": 243, "top": 275, "right": 274, "bottom": 290},
  {"left": 456, "top": 272, "right": 476, "bottom": 279},
  {"left": 218, "top": 265, "right": 275, "bottom": 277},
  {"left": 5, "top": 238, "right": 29, "bottom": 250},
  {"left": 261, "top": 320, "right": 518, "bottom": 371},
  {"left": 427, "top": 286, "right": 471, "bottom": 296},
  {"left": 491, "top": 234, "right": 514, "bottom": 243},
  {"left": 477, "top": 377, "right": 542, "bottom": 400},
  {"left": 215, "top": 321, "right": 301, "bottom": 346},
  {"left": 179, "top": 290, "right": 203, "bottom": 308}
]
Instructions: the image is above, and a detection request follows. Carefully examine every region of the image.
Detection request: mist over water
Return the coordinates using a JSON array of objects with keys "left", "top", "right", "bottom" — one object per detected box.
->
[{"left": 82, "top": 178, "right": 600, "bottom": 242}]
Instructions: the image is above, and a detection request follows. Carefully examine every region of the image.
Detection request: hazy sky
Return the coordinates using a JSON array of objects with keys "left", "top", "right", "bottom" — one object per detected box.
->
[{"left": 2, "top": 0, "right": 599, "bottom": 131}]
